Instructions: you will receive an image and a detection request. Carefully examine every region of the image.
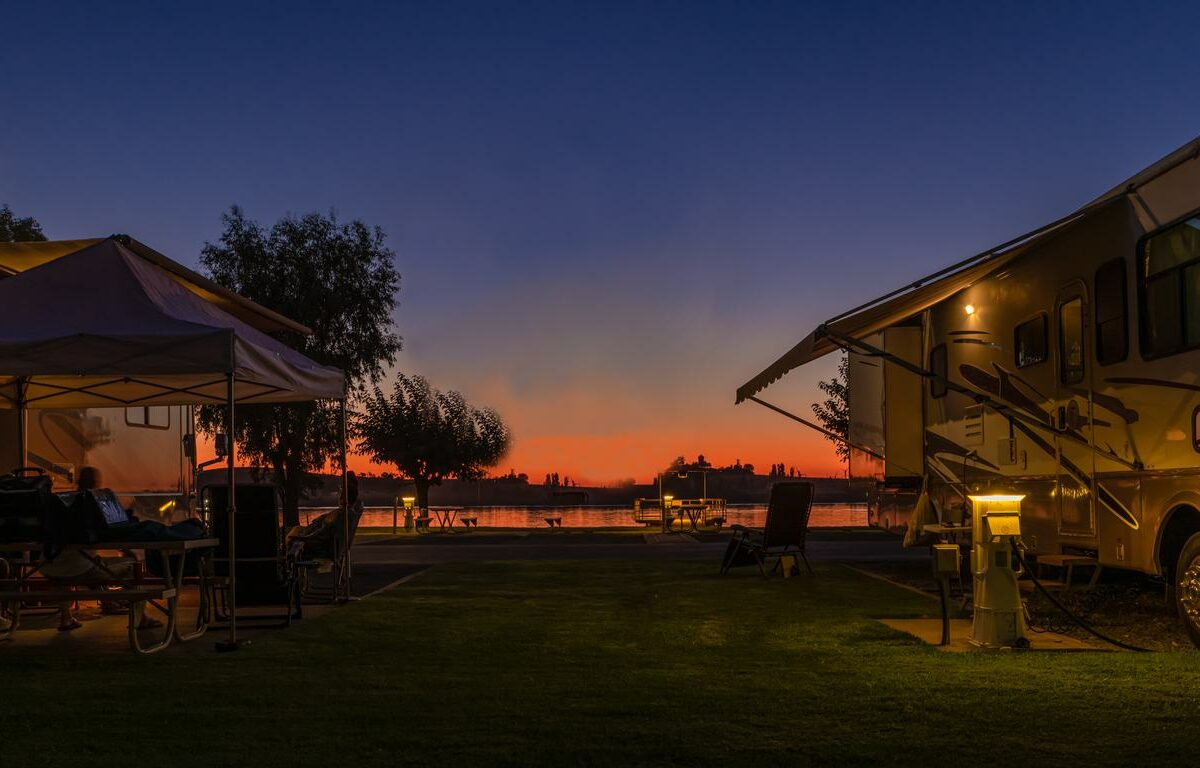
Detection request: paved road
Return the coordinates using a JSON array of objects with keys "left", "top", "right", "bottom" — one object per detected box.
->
[{"left": 353, "top": 533, "right": 926, "bottom": 566}]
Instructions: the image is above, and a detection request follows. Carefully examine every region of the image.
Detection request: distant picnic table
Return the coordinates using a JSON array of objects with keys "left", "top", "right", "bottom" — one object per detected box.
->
[{"left": 429, "top": 507, "right": 462, "bottom": 530}]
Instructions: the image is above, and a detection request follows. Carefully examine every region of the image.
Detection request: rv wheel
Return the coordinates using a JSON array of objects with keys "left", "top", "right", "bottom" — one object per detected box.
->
[{"left": 1174, "top": 532, "right": 1200, "bottom": 647}]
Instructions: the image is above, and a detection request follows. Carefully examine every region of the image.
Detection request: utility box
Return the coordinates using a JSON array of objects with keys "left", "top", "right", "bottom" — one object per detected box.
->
[
  {"left": 932, "top": 544, "right": 961, "bottom": 577},
  {"left": 968, "top": 494, "right": 1029, "bottom": 649}
]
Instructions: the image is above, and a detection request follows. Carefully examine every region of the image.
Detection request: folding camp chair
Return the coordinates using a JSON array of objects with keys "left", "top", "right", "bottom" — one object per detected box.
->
[
  {"left": 295, "top": 500, "right": 363, "bottom": 603},
  {"left": 720, "top": 481, "right": 815, "bottom": 578},
  {"left": 204, "top": 484, "right": 300, "bottom": 625}
]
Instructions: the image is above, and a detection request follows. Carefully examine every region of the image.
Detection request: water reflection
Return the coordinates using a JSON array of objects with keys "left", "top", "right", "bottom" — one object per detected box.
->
[{"left": 302, "top": 503, "right": 867, "bottom": 529}]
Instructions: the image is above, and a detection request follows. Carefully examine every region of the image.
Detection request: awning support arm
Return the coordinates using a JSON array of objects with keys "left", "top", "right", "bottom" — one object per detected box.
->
[{"left": 819, "top": 326, "right": 1140, "bottom": 471}]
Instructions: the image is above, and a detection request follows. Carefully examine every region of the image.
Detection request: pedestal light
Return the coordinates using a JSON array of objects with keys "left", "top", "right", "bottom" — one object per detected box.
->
[
  {"left": 401, "top": 496, "right": 416, "bottom": 532},
  {"left": 968, "top": 494, "right": 1029, "bottom": 649}
]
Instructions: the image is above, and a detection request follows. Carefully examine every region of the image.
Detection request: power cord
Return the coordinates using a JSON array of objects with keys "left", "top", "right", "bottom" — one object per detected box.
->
[{"left": 1012, "top": 541, "right": 1150, "bottom": 653}]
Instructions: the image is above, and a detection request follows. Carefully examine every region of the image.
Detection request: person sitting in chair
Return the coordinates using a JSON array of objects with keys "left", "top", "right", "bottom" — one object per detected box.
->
[{"left": 287, "top": 472, "right": 364, "bottom": 559}]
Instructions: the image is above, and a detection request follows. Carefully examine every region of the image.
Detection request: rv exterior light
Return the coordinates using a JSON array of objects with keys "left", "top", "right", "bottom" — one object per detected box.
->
[
  {"left": 968, "top": 494, "right": 1025, "bottom": 503},
  {"left": 964, "top": 304, "right": 976, "bottom": 316},
  {"left": 663, "top": 494, "right": 675, "bottom": 506},
  {"left": 402, "top": 496, "right": 416, "bottom": 510}
]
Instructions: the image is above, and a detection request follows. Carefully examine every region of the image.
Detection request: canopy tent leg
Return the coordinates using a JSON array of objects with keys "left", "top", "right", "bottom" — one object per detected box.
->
[
  {"left": 216, "top": 370, "right": 244, "bottom": 652},
  {"left": 340, "top": 394, "right": 350, "bottom": 602},
  {"left": 15, "top": 376, "right": 28, "bottom": 470}
]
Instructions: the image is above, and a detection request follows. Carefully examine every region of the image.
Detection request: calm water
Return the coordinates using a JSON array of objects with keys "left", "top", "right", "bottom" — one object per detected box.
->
[{"left": 302, "top": 503, "right": 867, "bottom": 529}]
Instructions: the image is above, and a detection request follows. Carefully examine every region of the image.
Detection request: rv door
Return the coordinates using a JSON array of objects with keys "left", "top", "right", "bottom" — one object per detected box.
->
[{"left": 1054, "top": 283, "right": 1097, "bottom": 538}]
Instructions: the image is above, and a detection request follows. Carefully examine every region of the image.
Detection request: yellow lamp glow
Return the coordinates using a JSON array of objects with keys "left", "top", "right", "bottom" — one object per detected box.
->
[
  {"left": 402, "top": 496, "right": 416, "bottom": 510},
  {"left": 964, "top": 303, "right": 976, "bottom": 316}
]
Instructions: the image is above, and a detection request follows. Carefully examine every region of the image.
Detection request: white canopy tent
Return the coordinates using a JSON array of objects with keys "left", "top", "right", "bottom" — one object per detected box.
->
[{"left": 0, "top": 237, "right": 347, "bottom": 650}]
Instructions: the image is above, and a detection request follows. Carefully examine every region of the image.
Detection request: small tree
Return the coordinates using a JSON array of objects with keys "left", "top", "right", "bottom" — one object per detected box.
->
[
  {"left": 0, "top": 205, "right": 47, "bottom": 242},
  {"left": 197, "top": 206, "right": 401, "bottom": 525},
  {"left": 812, "top": 353, "right": 850, "bottom": 463},
  {"left": 355, "top": 374, "right": 510, "bottom": 509}
]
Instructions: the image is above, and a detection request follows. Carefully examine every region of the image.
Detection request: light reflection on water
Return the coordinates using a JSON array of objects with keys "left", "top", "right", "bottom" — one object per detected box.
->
[{"left": 303, "top": 503, "right": 867, "bottom": 529}]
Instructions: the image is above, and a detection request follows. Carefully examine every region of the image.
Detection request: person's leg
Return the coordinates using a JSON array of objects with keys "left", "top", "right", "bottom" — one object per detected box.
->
[{"left": 58, "top": 600, "right": 81, "bottom": 631}]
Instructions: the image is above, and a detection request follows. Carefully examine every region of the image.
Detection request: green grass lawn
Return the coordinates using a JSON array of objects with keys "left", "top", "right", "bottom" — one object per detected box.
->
[{"left": 3, "top": 561, "right": 1200, "bottom": 766}]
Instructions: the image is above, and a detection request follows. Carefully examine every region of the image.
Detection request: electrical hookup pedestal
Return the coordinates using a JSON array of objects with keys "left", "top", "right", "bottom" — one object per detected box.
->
[{"left": 967, "top": 494, "right": 1030, "bottom": 649}]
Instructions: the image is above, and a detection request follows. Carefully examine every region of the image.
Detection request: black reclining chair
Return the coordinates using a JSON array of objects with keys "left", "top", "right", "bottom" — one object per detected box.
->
[
  {"left": 720, "top": 481, "right": 815, "bottom": 578},
  {"left": 203, "top": 484, "right": 300, "bottom": 625}
]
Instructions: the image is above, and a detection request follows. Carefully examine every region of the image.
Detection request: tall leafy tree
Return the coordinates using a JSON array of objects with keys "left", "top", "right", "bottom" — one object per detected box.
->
[
  {"left": 0, "top": 205, "right": 47, "bottom": 242},
  {"left": 198, "top": 206, "right": 401, "bottom": 524},
  {"left": 811, "top": 353, "right": 850, "bottom": 464},
  {"left": 355, "top": 374, "right": 510, "bottom": 510}
]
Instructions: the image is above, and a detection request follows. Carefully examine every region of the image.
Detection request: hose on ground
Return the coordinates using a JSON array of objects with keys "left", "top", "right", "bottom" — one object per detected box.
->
[{"left": 1012, "top": 542, "right": 1150, "bottom": 653}]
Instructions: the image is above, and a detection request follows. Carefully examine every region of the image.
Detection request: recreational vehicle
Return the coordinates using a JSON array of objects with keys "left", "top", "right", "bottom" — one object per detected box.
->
[{"left": 738, "top": 136, "right": 1200, "bottom": 644}]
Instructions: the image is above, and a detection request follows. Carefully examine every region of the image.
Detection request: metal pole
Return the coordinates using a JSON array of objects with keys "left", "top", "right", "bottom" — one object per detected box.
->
[
  {"left": 340, "top": 394, "right": 349, "bottom": 601},
  {"left": 216, "top": 369, "right": 242, "bottom": 651},
  {"left": 15, "top": 377, "right": 27, "bottom": 469}
]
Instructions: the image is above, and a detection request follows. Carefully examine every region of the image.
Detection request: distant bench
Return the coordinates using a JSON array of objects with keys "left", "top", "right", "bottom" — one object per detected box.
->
[
  {"left": 460, "top": 517, "right": 479, "bottom": 528},
  {"left": 543, "top": 517, "right": 563, "bottom": 528}
]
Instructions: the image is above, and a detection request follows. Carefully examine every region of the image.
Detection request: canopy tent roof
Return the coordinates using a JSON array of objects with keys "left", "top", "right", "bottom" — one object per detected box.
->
[
  {"left": 0, "top": 236, "right": 312, "bottom": 336},
  {"left": 736, "top": 133, "right": 1200, "bottom": 404},
  {"left": 0, "top": 238, "right": 344, "bottom": 409}
]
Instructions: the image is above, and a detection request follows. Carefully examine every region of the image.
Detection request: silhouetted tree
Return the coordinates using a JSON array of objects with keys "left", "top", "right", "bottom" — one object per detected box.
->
[
  {"left": 0, "top": 205, "right": 46, "bottom": 242},
  {"left": 355, "top": 374, "right": 510, "bottom": 510},
  {"left": 544, "top": 473, "right": 552, "bottom": 486},
  {"left": 197, "top": 206, "right": 401, "bottom": 525},
  {"left": 812, "top": 353, "right": 850, "bottom": 464}
]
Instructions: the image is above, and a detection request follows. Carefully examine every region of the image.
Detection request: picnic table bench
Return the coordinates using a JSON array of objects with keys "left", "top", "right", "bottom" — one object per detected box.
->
[
  {"left": 543, "top": 516, "right": 563, "bottom": 528},
  {"left": 0, "top": 582, "right": 178, "bottom": 653},
  {"left": 0, "top": 537, "right": 217, "bottom": 654}
]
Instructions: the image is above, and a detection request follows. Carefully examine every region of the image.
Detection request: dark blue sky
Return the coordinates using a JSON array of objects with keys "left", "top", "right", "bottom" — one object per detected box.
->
[{"left": 4, "top": 1, "right": 1199, "bottom": 479}]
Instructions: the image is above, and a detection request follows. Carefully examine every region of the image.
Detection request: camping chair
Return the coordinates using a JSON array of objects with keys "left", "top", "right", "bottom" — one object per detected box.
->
[
  {"left": 205, "top": 484, "right": 300, "bottom": 626},
  {"left": 295, "top": 500, "right": 363, "bottom": 603},
  {"left": 720, "top": 482, "right": 814, "bottom": 578}
]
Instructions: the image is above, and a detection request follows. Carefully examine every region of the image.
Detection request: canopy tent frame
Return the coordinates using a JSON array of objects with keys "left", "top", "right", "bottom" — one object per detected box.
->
[{"left": 0, "top": 237, "right": 349, "bottom": 651}]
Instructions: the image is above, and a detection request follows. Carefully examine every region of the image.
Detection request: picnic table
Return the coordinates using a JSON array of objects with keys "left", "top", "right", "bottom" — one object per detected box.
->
[
  {"left": 676, "top": 502, "right": 708, "bottom": 532},
  {"left": 0, "top": 537, "right": 218, "bottom": 654},
  {"left": 429, "top": 507, "right": 462, "bottom": 530}
]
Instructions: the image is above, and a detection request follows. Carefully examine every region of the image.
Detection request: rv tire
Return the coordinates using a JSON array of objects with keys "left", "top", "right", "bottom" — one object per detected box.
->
[{"left": 1174, "top": 532, "right": 1200, "bottom": 648}]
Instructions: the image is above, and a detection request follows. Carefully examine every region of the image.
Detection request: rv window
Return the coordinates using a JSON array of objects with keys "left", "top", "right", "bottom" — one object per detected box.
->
[
  {"left": 1014, "top": 315, "right": 1047, "bottom": 368},
  {"left": 1094, "top": 259, "right": 1127, "bottom": 365},
  {"left": 125, "top": 406, "right": 170, "bottom": 430},
  {"left": 1059, "top": 297, "right": 1085, "bottom": 384},
  {"left": 1141, "top": 216, "right": 1200, "bottom": 358},
  {"left": 929, "top": 344, "right": 948, "bottom": 398}
]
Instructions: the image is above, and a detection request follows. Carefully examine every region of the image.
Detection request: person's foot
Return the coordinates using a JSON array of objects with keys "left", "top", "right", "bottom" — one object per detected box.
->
[{"left": 58, "top": 617, "right": 83, "bottom": 632}]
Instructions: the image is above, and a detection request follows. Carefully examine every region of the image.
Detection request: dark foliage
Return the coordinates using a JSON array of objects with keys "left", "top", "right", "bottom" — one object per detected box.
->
[
  {"left": 812, "top": 354, "right": 850, "bottom": 463},
  {"left": 355, "top": 374, "right": 510, "bottom": 509},
  {"left": 197, "top": 206, "right": 401, "bottom": 524},
  {"left": 0, "top": 205, "right": 47, "bottom": 242}
]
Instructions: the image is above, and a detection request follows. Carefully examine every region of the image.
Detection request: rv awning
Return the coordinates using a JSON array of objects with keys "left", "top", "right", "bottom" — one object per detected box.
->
[
  {"left": 733, "top": 205, "right": 1097, "bottom": 404},
  {"left": 0, "top": 237, "right": 312, "bottom": 336},
  {"left": 0, "top": 238, "right": 344, "bottom": 409}
]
